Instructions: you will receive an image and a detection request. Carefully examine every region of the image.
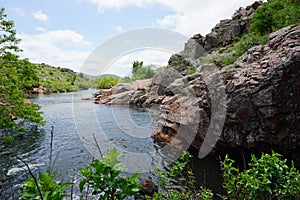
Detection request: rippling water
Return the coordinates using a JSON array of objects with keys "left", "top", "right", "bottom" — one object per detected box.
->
[{"left": 0, "top": 90, "right": 222, "bottom": 199}]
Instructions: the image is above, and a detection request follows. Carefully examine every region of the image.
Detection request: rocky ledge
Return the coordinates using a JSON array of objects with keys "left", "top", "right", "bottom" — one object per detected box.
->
[{"left": 153, "top": 24, "right": 300, "bottom": 164}]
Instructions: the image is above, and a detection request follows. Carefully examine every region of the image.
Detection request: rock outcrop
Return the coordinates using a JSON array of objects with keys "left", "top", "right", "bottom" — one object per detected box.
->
[
  {"left": 93, "top": 3, "right": 299, "bottom": 164},
  {"left": 94, "top": 79, "right": 153, "bottom": 106},
  {"left": 167, "top": 1, "right": 262, "bottom": 75},
  {"left": 152, "top": 24, "right": 300, "bottom": 163}
]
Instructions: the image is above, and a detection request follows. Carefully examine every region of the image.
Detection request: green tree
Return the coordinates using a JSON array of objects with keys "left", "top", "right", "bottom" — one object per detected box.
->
[
  {"left": 0, "top": 7, "right": 21, "bottom": 56},
  {"left": 250, "top": 0, "right": 300, "bottom": 34},
  {"left": 0, "top": 7, "right": 43, "bottom": 131},
  {"left": 132, "top": 60, "right": 143, "bottom": 75}
]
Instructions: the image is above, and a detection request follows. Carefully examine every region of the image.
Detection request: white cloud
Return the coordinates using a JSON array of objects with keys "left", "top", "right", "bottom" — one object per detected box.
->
[
  {"left": 18, "top": 29, "right": 93, "bottom": 71},
  {"left": 113, "top": 26, "right": 123, "bottom": 32},
  {"left": 35, "top": 27, "right": 46, "bottom": 32},
  {"left": 88, "top": 0, "right": 257, "bottom": 35},
  {"left": 33, "top": 10, "right": 48, "bottom": 22}
]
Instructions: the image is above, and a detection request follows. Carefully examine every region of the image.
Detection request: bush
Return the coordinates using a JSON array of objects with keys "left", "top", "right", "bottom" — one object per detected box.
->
[
  {"left": 150, "top": 152, "right": 214, "bottom": 200},
  {"left": 97, "top": 77, "right": 119, "bottom": 89},
  {"left": 250, "top": 0, "right": 300, "bottom": 35},
  {"left": 131, "top": 65, "right": 156, "bottom": 81},
  {"left": 222, "top": 33, "right": 268, "bottom": 66},
  {"left": 222, "top": 151, "right": 300, "bottom": 199},
  {"left": 20, "top": 172, "right": 70, "bottom": 200},
  {"left": 79, "top": 148, "right": 141, "bottom": 199}
]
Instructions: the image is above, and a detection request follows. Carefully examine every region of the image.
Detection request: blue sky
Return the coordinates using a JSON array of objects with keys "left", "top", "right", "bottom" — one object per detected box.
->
[{"left": 2, "top": 0, "right": 256, "bottom": 76}]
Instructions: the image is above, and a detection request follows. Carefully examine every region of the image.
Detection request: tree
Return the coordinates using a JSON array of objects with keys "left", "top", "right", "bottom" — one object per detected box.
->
[
  {"left": 0, "top": 7, "right": 43, "bottom": 131},
  {"left": 131, "top": 60, "right": 143, "bottom": 75},
  {"left": 0, "top": 7, "right": 21, "bottom": 56},
  {"left": 250, "top": 0, "right": 300, "bottom": 34}
]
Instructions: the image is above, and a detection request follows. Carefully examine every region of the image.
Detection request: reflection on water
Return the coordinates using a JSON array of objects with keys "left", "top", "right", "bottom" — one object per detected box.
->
[{"left": 0, "top": 90, "right": 223, "bottom": 199}]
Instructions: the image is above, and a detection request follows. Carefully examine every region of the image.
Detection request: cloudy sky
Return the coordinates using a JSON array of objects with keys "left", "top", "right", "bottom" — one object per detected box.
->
[{"left": 2, "top": 0, "right": 256, "bottom": 76}]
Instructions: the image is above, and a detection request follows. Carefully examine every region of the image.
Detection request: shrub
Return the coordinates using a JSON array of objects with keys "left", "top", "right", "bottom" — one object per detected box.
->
[
  {"left": 79, "top": 148, "right": 141, "bottom": 200},
  {"left": 131, "top": 65, "right": 156, "bottom": 81},
  {"left": 20, "top": 172, "right": 70, "bottom": 200},
  {"left": 97, "top": 77, "right": 119, "bottom": 89},
  {"left": 189, "top": 66, "right": 196, "bottom": 75},
  {"left": 222, "top": 151, "right": 300, "bottom": 199},
  {"left": 150, "top": 152, "right": 214, "bottom": 200}
]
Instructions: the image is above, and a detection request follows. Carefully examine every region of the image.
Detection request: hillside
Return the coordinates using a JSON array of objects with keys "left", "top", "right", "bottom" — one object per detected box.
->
[{"left": 32, "top": 63, "right": 93, "bottom": 94}]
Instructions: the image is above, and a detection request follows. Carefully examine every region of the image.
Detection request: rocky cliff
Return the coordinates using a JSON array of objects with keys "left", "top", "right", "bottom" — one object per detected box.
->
[
  {"left": 152, "top": 24, "right": 300, "bottom": 164},
  {"left": 94, "top": 2, "right": 300, "bottom": 164}
]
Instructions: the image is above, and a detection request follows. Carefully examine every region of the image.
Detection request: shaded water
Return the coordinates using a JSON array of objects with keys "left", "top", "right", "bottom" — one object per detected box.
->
[{"left": 0, "top": 90, "right": 222, "bottom": 199}]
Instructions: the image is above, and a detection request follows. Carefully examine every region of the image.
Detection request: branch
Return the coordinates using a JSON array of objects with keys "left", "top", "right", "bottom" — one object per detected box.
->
[
  {"left": 93, "top": 133, "right": 103, "bottom": 158},
  {"left": 17, "top": 156, "right": 44, "bottom": 200}
]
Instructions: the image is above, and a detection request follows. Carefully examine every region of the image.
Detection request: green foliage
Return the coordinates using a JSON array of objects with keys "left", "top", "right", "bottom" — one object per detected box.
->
[
  {"left": 132, "top": 60, "right": 143, "bottom": 75},
  {"left": 79, "top": 148, "right": 141, "bottom": 200},
  {"left": 0, "top": 8, "right": 43, "bottom": 130},
  {"left": 189, "top": 66, "right": 196, "bottom": 75},
  {"left": 1, "top": 135, "right": 13, "bottom": 145},
  {"left": 20, "top": 172, "right": 70, "bottom": 200},
  {"left": 97, "top": 77, "right": 119, "bottom": 89},
  {"left": 250, "top": 0, "right": 300, "bottom": 35},
  {"left": 222, "top": 152, "right": 300, "bottom": 200},
  {"left": 151, "top": 152, "right": 213, "bottom": 200},
  {"left": 35, "top": 64, "right": 93, "bottom": 93},
  {"left": 0, "top": 7, "right": 21, "bottom": 56},
  {"left": 222, "top": 33, "right": 268, "bottom": 66},
  {"left": 221, "top": 56, "right": 236, "bottom": 66}
]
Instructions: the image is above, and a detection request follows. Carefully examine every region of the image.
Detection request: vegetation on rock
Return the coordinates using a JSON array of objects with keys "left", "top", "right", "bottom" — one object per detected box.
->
[{"left": 250, "top": 0, "right": 300, "bottom": 35}]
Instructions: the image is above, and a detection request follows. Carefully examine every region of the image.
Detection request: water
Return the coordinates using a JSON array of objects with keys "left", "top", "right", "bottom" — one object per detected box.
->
[{"left": 0, "top": 90, "right": 223, "bottom": 199}]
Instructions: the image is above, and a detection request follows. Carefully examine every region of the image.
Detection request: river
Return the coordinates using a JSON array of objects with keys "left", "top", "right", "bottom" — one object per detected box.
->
[{"left": 0, "top": 90, "right": 222, "bottom": 199}]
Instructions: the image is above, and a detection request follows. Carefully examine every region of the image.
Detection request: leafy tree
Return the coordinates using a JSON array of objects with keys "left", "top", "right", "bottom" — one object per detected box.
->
[
  {"left": 0, "top": 7, "right": 43, "bottom": 130},
  {"left": 0, "top": 7, "right": 21, "bottom": 56},
  {"left": 250, "top": 0, "right": 300, "bottom": 34},
  {"left": 132, "top": 60, "right": 143, "bottom": 75}
]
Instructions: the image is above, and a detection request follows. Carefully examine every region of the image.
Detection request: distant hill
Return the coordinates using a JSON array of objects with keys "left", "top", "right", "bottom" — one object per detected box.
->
[{"left": 33, "top": 63, "right": 94, "bottom": 93}]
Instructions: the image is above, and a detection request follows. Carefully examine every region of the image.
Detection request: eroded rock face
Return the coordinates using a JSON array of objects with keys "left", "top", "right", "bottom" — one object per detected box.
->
[{"left": 152, "top": 24, "right": 300, "bottom": 161}]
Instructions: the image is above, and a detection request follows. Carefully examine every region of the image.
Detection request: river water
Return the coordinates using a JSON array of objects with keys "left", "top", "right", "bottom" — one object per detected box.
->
[{"left": 0, "top": 90, "right": 222, "bottom": 199}]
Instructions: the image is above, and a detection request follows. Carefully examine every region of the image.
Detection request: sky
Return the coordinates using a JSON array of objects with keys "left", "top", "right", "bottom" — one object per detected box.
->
[{"left": 2, "top": 0, "right": 257, "bottom": 76}]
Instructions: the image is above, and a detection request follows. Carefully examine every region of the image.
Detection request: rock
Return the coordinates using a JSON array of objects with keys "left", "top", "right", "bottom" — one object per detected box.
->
[
  {"left": 94, "top": 79, "right": 153, "bottom": 106},
  {"left": 199, "top": 1, "right": 262, "bottom": 52},
  {"left": 81, "top": 96, "right": 92, "bottom": 100},
  {"left": 32, "top": 86, "right": 46, "bottom": 94},
  {"left": 152, "top": 24, "right": 300, "bottom": 162},
  {"left": 184, "top": 38, "right": 207, "bottom": 59},
  {"left": 197, "top": 64, "right": 219, "bottom": 74},
  {"left": 24, "top": 99, "right": 33, "bottom": 104},
  {"left": 150, "top": 67, "right": 183, "bottom": 95},
  {"left": 204, "top": 31, "right": 219, "bottom": 50},
  {"left": 138, "top": 178, "right": 158, "bottom": 196},
  {"left": 111, "top": 83, "right": 134, "bottom": 95},
  {"left": 168, "top": 54, "right": 193, "bottom": 75}
]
